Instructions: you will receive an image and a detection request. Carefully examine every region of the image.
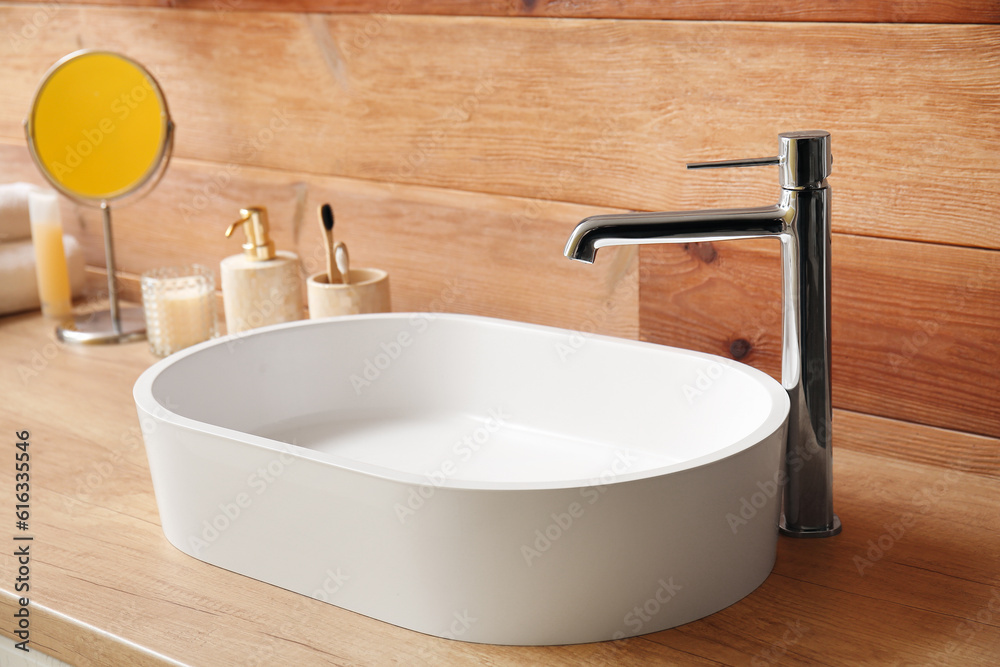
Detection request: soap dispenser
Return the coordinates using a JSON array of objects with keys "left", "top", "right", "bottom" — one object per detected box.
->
[{"left": 220, "top": 206, "right": 303, "bottom": 334}]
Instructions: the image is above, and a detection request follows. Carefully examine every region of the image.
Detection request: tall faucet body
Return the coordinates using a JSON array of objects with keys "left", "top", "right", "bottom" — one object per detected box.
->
[{"left": 564, "top": 131, "right": 840, "bottom": 538}]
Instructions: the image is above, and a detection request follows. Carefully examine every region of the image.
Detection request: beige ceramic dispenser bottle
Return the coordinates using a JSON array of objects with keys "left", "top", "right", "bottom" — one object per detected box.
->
[{"left": 220, "top": 206, "right": 303, "bottom": 334}]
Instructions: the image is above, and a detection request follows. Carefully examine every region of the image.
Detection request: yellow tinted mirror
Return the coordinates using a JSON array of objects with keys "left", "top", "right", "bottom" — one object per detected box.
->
[{"left": 25, "top": 50, "right": 172, "bottom": 202}]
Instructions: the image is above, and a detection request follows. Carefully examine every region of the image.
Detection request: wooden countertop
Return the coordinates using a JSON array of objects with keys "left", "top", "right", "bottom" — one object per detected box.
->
[{"left": 1, "top": 309, "right": 998, "bottom": 666}]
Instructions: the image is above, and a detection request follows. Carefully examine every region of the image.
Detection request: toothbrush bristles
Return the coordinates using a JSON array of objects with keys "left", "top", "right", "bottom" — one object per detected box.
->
[{"left": 320, "top": 203, "right": 335, "bottom": 231}]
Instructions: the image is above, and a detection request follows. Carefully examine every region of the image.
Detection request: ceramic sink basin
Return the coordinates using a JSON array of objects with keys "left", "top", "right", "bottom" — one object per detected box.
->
[{"left": 133, "top": 313, "right": 789, "bottom": 645}]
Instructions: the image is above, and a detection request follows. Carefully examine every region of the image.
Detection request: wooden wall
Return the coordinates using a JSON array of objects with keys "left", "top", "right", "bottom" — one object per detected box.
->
[{"left": 0, "top": 2, "right": 997, "bottom": 471}]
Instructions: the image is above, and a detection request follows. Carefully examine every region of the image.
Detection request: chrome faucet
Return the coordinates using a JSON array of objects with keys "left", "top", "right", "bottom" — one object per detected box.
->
[{"left": 564, "top": 130, "right": 841, "bottom": 538}]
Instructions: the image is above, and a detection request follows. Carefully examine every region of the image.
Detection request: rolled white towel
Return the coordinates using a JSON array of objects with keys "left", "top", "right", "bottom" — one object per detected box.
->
[
  {"left": 0, "top": 235, "right": 87, "bottom": 316},
  {"left": 0, "top": 182, "right": 42, "bottom": 243}
]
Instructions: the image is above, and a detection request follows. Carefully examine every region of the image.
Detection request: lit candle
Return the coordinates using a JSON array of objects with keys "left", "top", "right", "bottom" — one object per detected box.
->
[{"left": 28, "top": 190, "right": 72, "bottom": 319}]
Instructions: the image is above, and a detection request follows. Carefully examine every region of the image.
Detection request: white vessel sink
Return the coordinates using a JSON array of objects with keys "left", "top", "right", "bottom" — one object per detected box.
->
[{"left": 134, "top": 313, "right": 789, "bottom": 645}]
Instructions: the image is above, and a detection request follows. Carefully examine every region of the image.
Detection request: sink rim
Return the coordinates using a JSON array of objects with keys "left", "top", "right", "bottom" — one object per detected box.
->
[{"left": 133, "top": 312, "right": 790, "bottom": 492}]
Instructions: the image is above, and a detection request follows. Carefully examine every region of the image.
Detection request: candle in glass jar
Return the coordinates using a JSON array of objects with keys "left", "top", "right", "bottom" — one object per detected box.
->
[{"left": 141, "top": 266, "right": 217, "bottom": 357}]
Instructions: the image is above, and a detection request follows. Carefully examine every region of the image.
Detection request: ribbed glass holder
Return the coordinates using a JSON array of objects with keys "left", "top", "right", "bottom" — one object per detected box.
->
[{"left": 141, "top": 264, "right": 217, "bottom": 357}]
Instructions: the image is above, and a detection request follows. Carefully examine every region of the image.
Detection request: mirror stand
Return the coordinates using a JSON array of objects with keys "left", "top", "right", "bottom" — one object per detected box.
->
[
  {"left": 25, "top": 50, "right": 174, "bottom": 346},
  {"left": 56, "top": 202, "right": 145, "bottom": 344}
]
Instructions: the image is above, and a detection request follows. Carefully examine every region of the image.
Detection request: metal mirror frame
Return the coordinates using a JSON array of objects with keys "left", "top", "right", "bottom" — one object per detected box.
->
[{"left": 24, "top": 49, "right": 175, "bottom": 345}]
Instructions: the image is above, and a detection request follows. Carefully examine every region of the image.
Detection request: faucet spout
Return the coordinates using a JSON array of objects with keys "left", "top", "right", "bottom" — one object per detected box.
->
[{"left": 563, "top": 204, "right": 790, "bottom": 264}]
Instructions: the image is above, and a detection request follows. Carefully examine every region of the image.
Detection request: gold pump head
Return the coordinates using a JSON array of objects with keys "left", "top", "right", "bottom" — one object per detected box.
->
[{"left": 226, "top": 206, "right": 276, "bottom": 261}]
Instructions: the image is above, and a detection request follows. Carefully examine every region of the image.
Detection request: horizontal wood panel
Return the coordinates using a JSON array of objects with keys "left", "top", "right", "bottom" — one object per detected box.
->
[
  {"left": 834, "top": 408, "right": 1000, "bottom": 480},
  {"left": 639, "top": 237, "right": 1000, "bottom": 439},
  {"left": 0, "top": 140, "right": 639, "bottom": 339},
  {"left": 1, "top": 311, "right": 999, "bottom": 665},
  {"left": 12, "top": 0, "right": 1000, "bottom": 23},
  {"left": 1, "top": 8, "right": 997, "bottom": 250}
]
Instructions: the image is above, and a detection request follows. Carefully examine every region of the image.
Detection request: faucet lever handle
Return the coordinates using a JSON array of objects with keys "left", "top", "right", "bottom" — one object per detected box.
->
[
  {"left": 686, "top": 156, "right": 780, "bottom": 170},
  {"left": 687, "top": 131, "right": 831, "bottom": 189}
]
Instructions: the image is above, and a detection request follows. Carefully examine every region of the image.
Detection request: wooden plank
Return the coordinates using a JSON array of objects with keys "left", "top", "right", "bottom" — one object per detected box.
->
[
  {"left": 0, "top": 593, "right": 186, "bottom": 667},
  {"left": 1, "top": 310, "right": 998, "bottom": 664},
  {"left": 638, "top": 236, "right": 1000, "bottom": 439},
  {"left": 0, "top": 141, "right": 639, "bottom": 340},
  {"left": 1, "top": 8, "right": 997, "bottom": 250},
  {"left": 834, "top": 408, "right": 1000, "bottom": 480},
  {"left": 12, "top": 0, "right": 1000, "bottom": 23}
]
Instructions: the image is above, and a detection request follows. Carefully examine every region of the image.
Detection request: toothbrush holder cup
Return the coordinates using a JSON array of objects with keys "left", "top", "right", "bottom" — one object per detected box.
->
[{"left": 307, "top": 269, "right": 391, "bottom": 319}]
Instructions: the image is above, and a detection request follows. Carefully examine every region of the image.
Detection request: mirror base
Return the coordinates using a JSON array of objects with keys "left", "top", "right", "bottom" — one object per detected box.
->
[{"left": 57, "top": 307, "right": 146, "bottom": 345}]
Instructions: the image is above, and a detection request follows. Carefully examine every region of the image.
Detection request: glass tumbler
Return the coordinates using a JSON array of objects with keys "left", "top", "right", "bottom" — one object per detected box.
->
[{"left": 141, "top": 265, "right": 217, "bottom": 357}]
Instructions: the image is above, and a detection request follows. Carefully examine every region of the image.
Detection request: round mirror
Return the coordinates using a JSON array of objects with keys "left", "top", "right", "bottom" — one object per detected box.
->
[
  {"left": 26, "top": 50, "right": 172, "bottom": 203},
  {"left": 24, "top": 50, "right": 174, "bottom": 344}
]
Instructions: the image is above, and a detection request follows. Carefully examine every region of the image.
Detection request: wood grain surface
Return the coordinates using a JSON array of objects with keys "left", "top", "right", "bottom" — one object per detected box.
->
[
  {"left": 10, "top": 0, "right": 1000, "bottom": 23},
  {"left": 0, "top": 310, "right": 998, "bottom": 665},
  {"left": 835, "top": 409, "right": 1000, "bottom": 480},
  {"left": 0, "top": 9, "right": 997, "bottom": 250},
  {"left": 1, "top": 134, "right": 995, "bottom": 440},
  {"left": 0, "top": 140, "right": 640, "bottom": 339},
  {"left": 639, "top": 237, "right": 1000, "bottom": 438}
]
